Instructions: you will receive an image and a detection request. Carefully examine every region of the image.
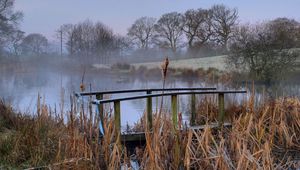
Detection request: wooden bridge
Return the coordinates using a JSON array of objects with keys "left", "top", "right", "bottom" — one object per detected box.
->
[{"left": 75, "top": 87, "right": 247, "bottom": 145}]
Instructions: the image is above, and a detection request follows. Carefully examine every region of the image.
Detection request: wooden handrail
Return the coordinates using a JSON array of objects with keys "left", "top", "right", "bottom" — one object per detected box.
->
[
  {"left": 91, "top": 90, "right": 247, "bottom": 136},
  {"left": 92, "top": 90, "right": 247, "bottom": 104},
  {"left": 75, "top": 87, "right": 217, "bottom": 97},
  {"left": 75, "top": 87, "right": 218, "bottom": 135}
]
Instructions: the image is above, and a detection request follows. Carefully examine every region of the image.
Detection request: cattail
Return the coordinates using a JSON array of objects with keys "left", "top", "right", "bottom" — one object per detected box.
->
[
  {"left": 159, "top": 57, "right": 169, "bottom": 116},
  {"left": 80, "top": 83, "right": 85, "bottom": 92},
  {"left": 80, "top": 67, "right": 86, "bottom": 92},
  {"left": 161, "top": 57, "right": 169, "bottom": 79}
]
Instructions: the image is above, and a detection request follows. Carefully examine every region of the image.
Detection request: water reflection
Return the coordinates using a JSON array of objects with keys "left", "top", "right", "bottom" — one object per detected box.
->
[{"left": 1, "top": 69, "right": 299, "bottom": 129}]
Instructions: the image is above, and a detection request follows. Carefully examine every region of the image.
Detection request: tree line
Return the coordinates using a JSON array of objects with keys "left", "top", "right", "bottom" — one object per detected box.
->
[
  {"left": 0, "top": 0, "right": 300, "bottom": 83},
  {"left": 1, "top": 1, "right": 299, "bottom": 59}
]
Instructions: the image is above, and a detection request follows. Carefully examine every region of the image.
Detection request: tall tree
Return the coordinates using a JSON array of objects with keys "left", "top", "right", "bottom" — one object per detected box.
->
[
  {"left": 69, "top": 20, "right": 94, "bottom": 58},
  {"left": 7, "top": 30, "right": 24, "bottom": 56},
  {"left": 56, "top": 24, "right": 75, "bottom": 56},
  {"left": 228, "top": 24, "right": 298, "bottom": 84},
  {"left": 183, "top": 8, "right": 212, "bottom": 50},
  {"left": 56, "top": 24, "right": 76, "bottom": 56},
  {"left": 64, "top": 20, "right": 127, "bottom": 63},
  {"left": 154, "top": 12, "right": 184, "bottom": 52},
  {"left": 127, "top": 17, "right": 156, "bottom": 49},
  {"left": 0, "top": 0, "right": 23, "bottom": 54},
  {"left": 93, "top": 22, "right": 115, "bottom": 63},
  {"left": 210, "top": 4, "right": 238, "bottom": 50},
  {"left": 266, "top": 18, "right": 300, "bottom": 49},
  {"left": 20, "top": 33, "right": 48, "bottom": 56}
]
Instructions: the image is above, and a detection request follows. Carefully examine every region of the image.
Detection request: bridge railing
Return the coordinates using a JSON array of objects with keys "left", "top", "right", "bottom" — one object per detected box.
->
[
  {"left": 75, "top": 87, "right": 217, "bottom": 97},
  {"left": 75, "top": 87, "right": 217, "bottom": 134},
  {"left": 91, "top": 90, "right": 247, "bottom": 136}
]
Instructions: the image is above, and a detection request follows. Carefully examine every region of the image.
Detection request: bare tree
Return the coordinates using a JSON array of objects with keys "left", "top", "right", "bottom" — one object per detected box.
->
[
  {"left": 266, "top": 18, "right": 300, "bottom": 49},
  {"left": 183, "top": 8, "right": 212, "bottom": 50},
  {"left": 93, "top": 22, "right": 115, "bottom": 63},
  {"left": 0, "top": 0, "right": 23, "bottom": 54},
  {"left": 20, "top": 33, "right": 48, "bottom": 57},
  {"left": 64, "top": 20, "right": 127, "bottom": 64},
  {"left": 228, "top": 24, "right": 298, "bottom": 84},
  {"left": 57, "top": 24, "right": 75, "bottom": 56},
  {"left": 154, "top": 12, "right": 184, "bottom": 53},
  {"left": 7, "top": 30, "right": 24, "bottom": 56},
  {"left": 210, "top": 4, "right": 238, "bottom": 50},
  {"left": 68, "top": 20, "right": 94, "bottom": 58},
  {"left": 127, "top": 17, "right": 156, "bottom": 49}
]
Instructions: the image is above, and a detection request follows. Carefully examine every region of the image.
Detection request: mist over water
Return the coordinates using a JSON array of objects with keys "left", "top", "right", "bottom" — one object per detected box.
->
[{"left": 1, "top": 57, "right": 299, "bottom": 129}]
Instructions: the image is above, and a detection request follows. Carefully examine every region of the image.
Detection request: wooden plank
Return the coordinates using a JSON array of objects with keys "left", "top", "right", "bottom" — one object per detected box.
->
[
  {"left": 121, "top": 132, "right": 147, "bottom": 142},
  {"left": 117, "top": 122, "right": 231, "bottom": 143},
  {"left": 146, "top": 90, "right": 153, "bottom": 130},
  {"left": 190, "top": 122, "right": 231, "bottom": 130}
]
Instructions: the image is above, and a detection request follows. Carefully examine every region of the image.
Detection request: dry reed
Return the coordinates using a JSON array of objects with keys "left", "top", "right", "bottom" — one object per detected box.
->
[{"left": 0, "top": 92, "right": 300, "bottom": 169}]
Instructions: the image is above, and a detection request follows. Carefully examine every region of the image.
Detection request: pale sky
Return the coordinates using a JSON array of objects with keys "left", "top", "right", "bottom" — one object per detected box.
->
[{"left": 14, "top": 0, "right": 300, "bottom": 40}]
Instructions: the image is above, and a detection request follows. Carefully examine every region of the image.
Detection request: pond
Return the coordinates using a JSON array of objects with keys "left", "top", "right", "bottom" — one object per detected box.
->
[{"left": 1, "top": 66, "right": 299, "bottom": 130}]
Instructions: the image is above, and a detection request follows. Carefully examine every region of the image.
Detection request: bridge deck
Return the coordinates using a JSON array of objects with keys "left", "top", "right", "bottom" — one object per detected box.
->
[{"left": 120, "top": 122, "right": 232, "bottom": 143}]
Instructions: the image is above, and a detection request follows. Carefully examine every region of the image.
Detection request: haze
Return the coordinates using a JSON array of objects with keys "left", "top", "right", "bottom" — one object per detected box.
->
[{"left": 15, "top": 0, "right": 300, "bottom": 40}]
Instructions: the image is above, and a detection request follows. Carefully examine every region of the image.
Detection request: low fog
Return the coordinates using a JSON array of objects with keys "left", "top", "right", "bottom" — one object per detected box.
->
[{"left": 1, "top": 2, "right": 300, "bottom": 112}]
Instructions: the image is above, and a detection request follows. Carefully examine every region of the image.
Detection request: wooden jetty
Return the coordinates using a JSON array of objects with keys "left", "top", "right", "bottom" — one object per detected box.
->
[{"left": 75, "top": 87, "right": 247, "bottom": 148}]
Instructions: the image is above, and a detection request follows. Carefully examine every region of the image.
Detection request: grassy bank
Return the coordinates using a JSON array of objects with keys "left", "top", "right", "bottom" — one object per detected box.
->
[
  {"left": 131, "top": 55, "right": 227, "bottom": 71},
  {"left": 0, "top": 93, "right": 300, "bottom": 169}
]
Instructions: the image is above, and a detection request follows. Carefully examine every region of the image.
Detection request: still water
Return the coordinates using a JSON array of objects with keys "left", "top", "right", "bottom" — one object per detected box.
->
[{"left": 1, "top": 68, "right": 299, "bottom": 129}]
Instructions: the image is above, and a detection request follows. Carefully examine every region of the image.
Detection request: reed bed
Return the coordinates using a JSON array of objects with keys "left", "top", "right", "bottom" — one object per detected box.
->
[{"left": 0, "top": 94, "right": 300, "bottom": 169}]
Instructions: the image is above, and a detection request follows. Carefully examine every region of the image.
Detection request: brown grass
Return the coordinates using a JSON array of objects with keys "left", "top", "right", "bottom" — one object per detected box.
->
[{"left": 0, "top": 94, "right": 300, "bottom": 169}]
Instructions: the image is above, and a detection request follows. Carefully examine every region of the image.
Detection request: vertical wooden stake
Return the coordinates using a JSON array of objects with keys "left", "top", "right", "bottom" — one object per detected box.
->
[
  {"left": 114, "top": 101, "right": 121, "bottom": 138},
  {"left": 190, "top": 93, "right": 196, "bottom": 126},
  {"left": 146, "top": 90, "right": 153, "bottom": 130},
  {"left": 171, "top": 94, "right": 180, "bottom": 168},
  {"left": 96, "top": 94, "right": 104, "bottom": 133},
  {"left": 171, "top": 95, "right": 178, "bottom": 129},
  {"left": 218, "top": 93, "right": 225, "bottom": 126}
]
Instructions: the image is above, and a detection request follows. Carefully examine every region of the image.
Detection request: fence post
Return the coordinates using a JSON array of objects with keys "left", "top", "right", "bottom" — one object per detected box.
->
[
  {"left": 146, "top": 90, "right": 153, "bottom": 130},
  {"left": 96, "top": 94, "right": 104, "bottom": 133},
  {"left": 171, "top": 94, "right": 180, "bottom": 167},
  {"left": 218, "top": 93, "right": 225, "bottom": 126},
  {"left": 171, "top": 94, "right": 178, "bottom": 129},
  {"left": 190, "top": 93, "right": 196, "bottom": 126},
  {"left": 114, "top": 101, "right": 121, "bottom": 137}
]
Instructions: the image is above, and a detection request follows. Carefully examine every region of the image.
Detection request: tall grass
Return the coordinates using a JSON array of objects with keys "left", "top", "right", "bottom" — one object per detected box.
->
[{"left": 0, "top": 93, "right": 300, "bottom": 169}]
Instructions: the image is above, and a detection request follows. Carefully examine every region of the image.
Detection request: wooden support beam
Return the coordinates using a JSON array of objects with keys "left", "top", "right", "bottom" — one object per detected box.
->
[
  {"left": 96, "top": 94, "right": 104, "bottom": 133},
  {"left": 146, "top": 90, "right": 153, "bottom": 130},
  {"left": 218, "top": 93, "right": 225, "bottom": 125},
  {"left": 171, "top": 95, "right": 178, "bottom": 129},
  {"left": 190, "top": 93, "right": 196, "bottom": 126},
  {"left": 171, "top": 94, "right": 180, "bottom": 168},
  {"left": 114, "top": 101, "right": 121, "bottom": 137}
]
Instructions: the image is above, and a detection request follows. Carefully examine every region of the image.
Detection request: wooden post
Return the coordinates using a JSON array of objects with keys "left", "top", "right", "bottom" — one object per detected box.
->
[
  {"left": 96, "top": 94, "right": 104, "bottom": 133},
  {"left": 171, "top": 95, "right": 178, "bottom": 129},
  {"left": 190, "top": 93, "right": 196, "bottom": 126},
  {"left": 114, "top": 101, "right": 121, "bottom": 137},
  {"left": 146, "top": 90, "right": 153, "bottom": 130},
  {"left": 218, "top": 93, "right": 225, "bottom": 126},
  {"left": 171, "top": 95, "right": 180, "bottom": 168}
]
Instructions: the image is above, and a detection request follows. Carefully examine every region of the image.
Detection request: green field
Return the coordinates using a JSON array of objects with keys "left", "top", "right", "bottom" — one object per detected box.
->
[
  {"left": 133, "top": 50, "right": 300, "bottom": 71},
  {"left": 132, "top": 55, "right": 228, "bottom": 70}
]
